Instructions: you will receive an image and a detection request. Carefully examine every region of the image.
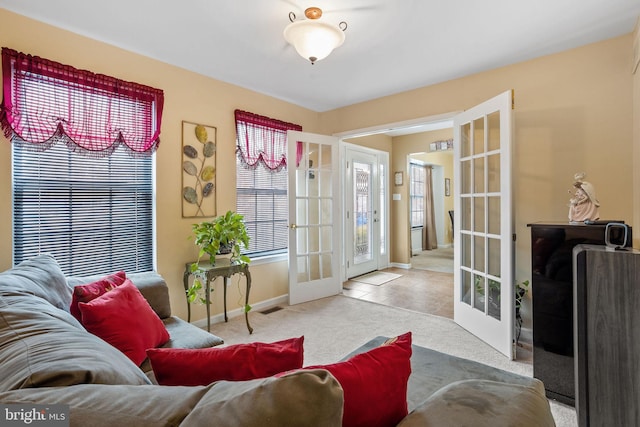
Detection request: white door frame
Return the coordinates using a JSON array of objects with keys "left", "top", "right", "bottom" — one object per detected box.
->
[{"left": 342, "top": 142, "right": 389, "bottom": 279}]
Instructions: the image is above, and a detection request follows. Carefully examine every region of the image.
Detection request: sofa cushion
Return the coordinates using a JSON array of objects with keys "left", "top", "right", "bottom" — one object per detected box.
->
[
  {"left": 397, "top": 379, "right": 555, "bottom": 427},
  {"left": 0, "top": 291, "right": 150, "bottom": 390},
  {"left": 79, "top": 279, "right": 170, "bottom": 366},
  {"left": 139, "top": 316, "right": 225, "bottom": 375},
  {"left": 0, "top": 369, "right": 344, "bottom": 427},
  {"left": 69, "top": 271, "right": 127, "bottom": 321},
  {"left": 181, "top": 369, "right": 344, "bottom": 427},
  {"left": 0, "top": 253, "right": 71, "bottom": 311},
  {"left": 147, "top": 336, "right": 304, "bottom": 386},
  {"left": 305, "top": 331, "right": 412, "bottom": 427}
]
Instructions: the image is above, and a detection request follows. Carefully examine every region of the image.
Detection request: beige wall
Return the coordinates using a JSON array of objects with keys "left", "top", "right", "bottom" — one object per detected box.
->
[
  {"left": 0, "top": 9, "right": 318, "bottom": 321},
  {"left": 321, "top": 34, "right": 636, "bottom": 284},
  {"left": 0, "top": 8, "right": 637, "bottom": 324}
]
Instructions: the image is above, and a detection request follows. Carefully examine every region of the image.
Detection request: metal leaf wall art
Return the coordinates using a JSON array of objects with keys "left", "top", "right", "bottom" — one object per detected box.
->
[{"left": 182, "top": 121, "right": 216, "bottom": 217}]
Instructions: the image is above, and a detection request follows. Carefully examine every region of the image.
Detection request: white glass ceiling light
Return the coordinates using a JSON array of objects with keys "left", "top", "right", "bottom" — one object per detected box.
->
[{"left": 284, "top": 7, "right": 347, "bottom": 65}]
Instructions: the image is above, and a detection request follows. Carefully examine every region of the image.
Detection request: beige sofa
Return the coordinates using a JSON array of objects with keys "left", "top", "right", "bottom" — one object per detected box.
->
[{"left": 0, "top": 254, "right": 555, "bottom": 426}]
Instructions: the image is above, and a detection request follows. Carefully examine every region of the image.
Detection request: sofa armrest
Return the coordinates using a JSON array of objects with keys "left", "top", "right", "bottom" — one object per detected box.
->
[{"left": 127, "top": 272, "right": 172, "bottom": 319}]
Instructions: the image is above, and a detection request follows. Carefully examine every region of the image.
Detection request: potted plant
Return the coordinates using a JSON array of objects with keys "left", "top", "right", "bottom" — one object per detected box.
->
[{"left": 187, "top": 210, "right": 251, "bottom": 304}]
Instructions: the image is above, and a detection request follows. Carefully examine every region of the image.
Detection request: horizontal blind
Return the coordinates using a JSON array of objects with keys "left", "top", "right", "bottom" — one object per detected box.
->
[
  {"left": 12, "top": 143, "right": 153, "bottom": 276},
  {"left": 236, "top": 159, "right": 288, "bottom": 257}
]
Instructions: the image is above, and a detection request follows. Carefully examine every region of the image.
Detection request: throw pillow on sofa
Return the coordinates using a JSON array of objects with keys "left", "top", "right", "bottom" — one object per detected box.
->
[
  {"left": 304, "top": 331, "right": 413, "bottom": 427},
  {"left": 79, "top": 279, "right": 170, "bottom": 366},
  {"left": 147, "top": 336, "right": 304, "bottom": 386},
  {"left": 69, "top": 270, "right": 127, "bottom": 322}
]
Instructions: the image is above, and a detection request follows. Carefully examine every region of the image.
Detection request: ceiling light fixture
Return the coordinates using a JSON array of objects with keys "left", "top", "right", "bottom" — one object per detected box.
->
[{"left": 283, "top": 7, "right": 347, "bottom": 65}]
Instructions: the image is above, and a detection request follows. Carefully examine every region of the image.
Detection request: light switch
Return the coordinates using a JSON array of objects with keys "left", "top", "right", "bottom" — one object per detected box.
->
[{"left": 393, "top": 193, "right": 401, "bottom": 201}]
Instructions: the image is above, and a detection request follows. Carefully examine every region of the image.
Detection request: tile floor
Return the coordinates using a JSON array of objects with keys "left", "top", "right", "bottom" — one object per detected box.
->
[{"left": 343, "top": 266, "right": 455, "bottom": 319}]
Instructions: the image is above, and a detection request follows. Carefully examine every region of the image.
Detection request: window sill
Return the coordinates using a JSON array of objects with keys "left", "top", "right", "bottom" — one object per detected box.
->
[{"left": 247, "top": 252, "right": 288, "bottom": 266}]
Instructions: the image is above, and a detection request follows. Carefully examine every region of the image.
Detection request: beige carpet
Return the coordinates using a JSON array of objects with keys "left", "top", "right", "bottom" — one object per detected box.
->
[
  {"left": 350, "top": 271, "right": 402, "bottom": 286},
  {"left": 209, "top": 295, "right": 577, "bottom": 427},
  {"left": 411, "top": 247, "right": 454, "bottom": 273}
]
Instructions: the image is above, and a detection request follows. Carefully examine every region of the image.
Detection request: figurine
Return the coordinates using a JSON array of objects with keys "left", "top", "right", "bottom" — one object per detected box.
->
[{"left": 568, "top": 172, "right": 600, "bottom": 223}]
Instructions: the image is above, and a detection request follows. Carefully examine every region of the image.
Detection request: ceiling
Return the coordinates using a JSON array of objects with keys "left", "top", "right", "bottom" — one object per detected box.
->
[{"left": 0, "top": 0, "right": 639, "bottom": 113}]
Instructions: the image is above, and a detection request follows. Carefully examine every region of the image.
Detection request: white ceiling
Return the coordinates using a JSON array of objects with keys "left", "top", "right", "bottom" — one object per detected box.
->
[{"left": 0, "top": 0, "right": 639, "bottom": 113}]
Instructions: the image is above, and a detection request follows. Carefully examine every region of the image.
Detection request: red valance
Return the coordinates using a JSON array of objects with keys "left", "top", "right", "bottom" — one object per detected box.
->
[
  {"left": 235, "top": 109, "right": 302, "bottom": 171},
  {"left": 0, "top": 47, "right": 164, "bottom": 156}
]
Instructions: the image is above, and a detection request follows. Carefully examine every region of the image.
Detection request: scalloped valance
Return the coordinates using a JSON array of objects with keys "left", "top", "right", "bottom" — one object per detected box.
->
[
  {"left": 235, "top": 109, "right": 302, "bottom": 171},
  {"left": 0, "top": 47, "right": 164, "bottom": 156}
]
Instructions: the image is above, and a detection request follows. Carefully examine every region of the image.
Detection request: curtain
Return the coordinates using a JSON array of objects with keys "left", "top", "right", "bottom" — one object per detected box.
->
[
  {"left": 235, "top": 109, "right": 302, "bottom": 171},
  {"left": 0, "top": 47, "right": 164, "bottom": 157},
  {"left": 422, "top": 166, "right": 438, "bottom": 250}
]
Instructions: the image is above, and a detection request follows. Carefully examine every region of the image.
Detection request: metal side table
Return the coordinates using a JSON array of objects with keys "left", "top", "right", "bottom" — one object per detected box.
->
[{"left": 183, "top": 258, "right": 253, "bottom": 334}]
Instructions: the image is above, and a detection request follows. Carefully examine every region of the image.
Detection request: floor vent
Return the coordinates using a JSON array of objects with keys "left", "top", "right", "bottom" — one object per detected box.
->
[{"left": 260, "top": 306, "right": 283, "bottom": 315}]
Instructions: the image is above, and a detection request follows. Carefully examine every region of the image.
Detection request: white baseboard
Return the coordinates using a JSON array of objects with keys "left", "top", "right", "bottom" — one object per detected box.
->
[
  {"left": 191, "top": 294, "right": 289, "bottom": 329},
  {"left": 390, "top": 262, "right": 411, "bottom": 269}
]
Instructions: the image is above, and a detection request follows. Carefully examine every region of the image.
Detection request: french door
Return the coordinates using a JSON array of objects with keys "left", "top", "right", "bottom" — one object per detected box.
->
[
  {"left": 453, "top": 90, "right": 515, "bottom": 359},
  {"left": 287, "top": 130, "right": 342, "bottom": 305}
]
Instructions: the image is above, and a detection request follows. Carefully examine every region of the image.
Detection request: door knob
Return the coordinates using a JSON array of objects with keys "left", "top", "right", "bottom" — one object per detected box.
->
[{"left": 289, "top": 224, "right": 297, "bottom": 229}]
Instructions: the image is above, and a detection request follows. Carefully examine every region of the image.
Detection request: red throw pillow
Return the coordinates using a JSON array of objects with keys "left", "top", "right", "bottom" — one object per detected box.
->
[
  {"left": 146, "top": 336, "right": 304, "bottom": 386},
  {"left": 306, "top": 331, "right": 412, "bottom": 427},
  {"left": 69, "top": 271, "right": 127, "bottom": 321},
  {"left": 79, "top": 279, "right": 169, "bottom": 366}
]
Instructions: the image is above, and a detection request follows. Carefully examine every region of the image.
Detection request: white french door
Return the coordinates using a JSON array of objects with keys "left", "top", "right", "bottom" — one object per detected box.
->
[
  {"left": 345, "top": 148, "right": 381, "bottom": 278},
  {"left": 287, "top": 130, "right": 342, "bottom": 305},
  {"left": 453, "top": 90, "right": 515, "bottom": 359}
]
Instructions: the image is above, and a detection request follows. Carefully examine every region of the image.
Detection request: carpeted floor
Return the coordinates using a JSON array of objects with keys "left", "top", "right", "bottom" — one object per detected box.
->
[
  {"left": 411, "top": 247, "right": 454, "bottom": 273},
  {"left": 209, "top": 294, "right": 577, "bottom": 426}
]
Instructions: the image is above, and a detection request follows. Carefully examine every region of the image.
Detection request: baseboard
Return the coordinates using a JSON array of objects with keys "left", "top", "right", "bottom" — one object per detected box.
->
[
  {"left": 191, "top": 294, "right": 289, "bottom": 329},
  {"left": 390, "top": 262, "right": 411, "bottom": 269}
]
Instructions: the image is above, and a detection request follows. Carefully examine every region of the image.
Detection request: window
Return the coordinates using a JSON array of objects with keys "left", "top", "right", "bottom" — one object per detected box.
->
[
  {"left": 2, "top": 48, "right": 163, "bottom": 275},
  {"left": 12, "top": 144, "right": 153, "bottom": 275},
  {"left": 410, "top": 163, "right": 425, "bottom": 228},
  {"left": 234, "top": 110, "right": 301, "bottom": 258}
]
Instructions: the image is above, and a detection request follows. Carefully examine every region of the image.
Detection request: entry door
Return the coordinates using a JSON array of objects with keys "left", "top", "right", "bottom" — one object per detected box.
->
[
  {"left": 345, "top": 149, "right": 380, "bottom": 278},
  {"left": 453, "top": 90, "right": 514, "bottom": 359},
  {"left": 287, "top": 130, "right": 342, "bottom": 305}
]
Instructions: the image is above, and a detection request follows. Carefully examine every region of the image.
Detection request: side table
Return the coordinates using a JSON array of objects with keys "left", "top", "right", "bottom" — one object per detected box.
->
[{"left": 183, "top": 258, "right": 253, "bottom": 334}]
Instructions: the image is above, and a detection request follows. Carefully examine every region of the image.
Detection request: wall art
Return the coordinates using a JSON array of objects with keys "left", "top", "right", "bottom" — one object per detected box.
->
[{"left": 182, "top": 121, "right": 216, "bottom": 218}]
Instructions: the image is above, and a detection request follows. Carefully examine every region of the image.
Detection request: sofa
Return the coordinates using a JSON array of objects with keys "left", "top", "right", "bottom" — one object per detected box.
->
[{"left": 0, "top": 254, "right": 556, "bottom": 426}]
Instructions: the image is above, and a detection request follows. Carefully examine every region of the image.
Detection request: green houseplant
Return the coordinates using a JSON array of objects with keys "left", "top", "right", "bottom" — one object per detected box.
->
[{"left": 187, "top": 210, "right": 251, "bottom": 304}]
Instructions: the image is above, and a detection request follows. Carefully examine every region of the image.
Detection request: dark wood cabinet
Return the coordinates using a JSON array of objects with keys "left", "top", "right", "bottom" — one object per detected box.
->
[
  {"left": 574, "top": 245, "right": 640, "bottom": 427},
  {"left": 527, "top": 222, "right": 632, "bottom": 406}
]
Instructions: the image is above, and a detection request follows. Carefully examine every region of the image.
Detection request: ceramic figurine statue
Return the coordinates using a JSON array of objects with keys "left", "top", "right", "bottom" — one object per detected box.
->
[{"left": 568, "top": 172, "right": 600, "bottom": 223}]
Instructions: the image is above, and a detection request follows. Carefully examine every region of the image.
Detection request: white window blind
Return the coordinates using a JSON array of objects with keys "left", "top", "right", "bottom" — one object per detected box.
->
[
  {"left": 236, "top": 160, "right": 288, "bottom": 257},
  {"left": 12, "top": 143, "right": 154, "bottom": 276}
]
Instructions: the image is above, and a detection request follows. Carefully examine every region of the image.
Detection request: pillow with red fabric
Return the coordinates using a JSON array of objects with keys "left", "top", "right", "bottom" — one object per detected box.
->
[
  {"left": 305, "top": 331, "right": 412, "bottom": 427},
  {"left": 69, "top": 271, "right": 127, "bottom": 322},
  {"left": 79, "top": 279, "right": 169, "bottom": 366},
  {"left": 146, "top": 336, "right": 304, "bottom": 386}
]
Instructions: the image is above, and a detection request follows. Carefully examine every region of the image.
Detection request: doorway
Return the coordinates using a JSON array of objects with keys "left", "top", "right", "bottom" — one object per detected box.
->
[{"left": 344, "top": 144, "right": 389, "bottom": 279}]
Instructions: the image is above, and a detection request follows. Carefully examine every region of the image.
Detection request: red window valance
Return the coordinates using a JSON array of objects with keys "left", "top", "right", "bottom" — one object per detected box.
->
[
  {"left": 235, "top": 109, "right": 302, "bottom": 171},
  {"left": 0, "top": 47, "right": 164, "bottom": 156}
]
